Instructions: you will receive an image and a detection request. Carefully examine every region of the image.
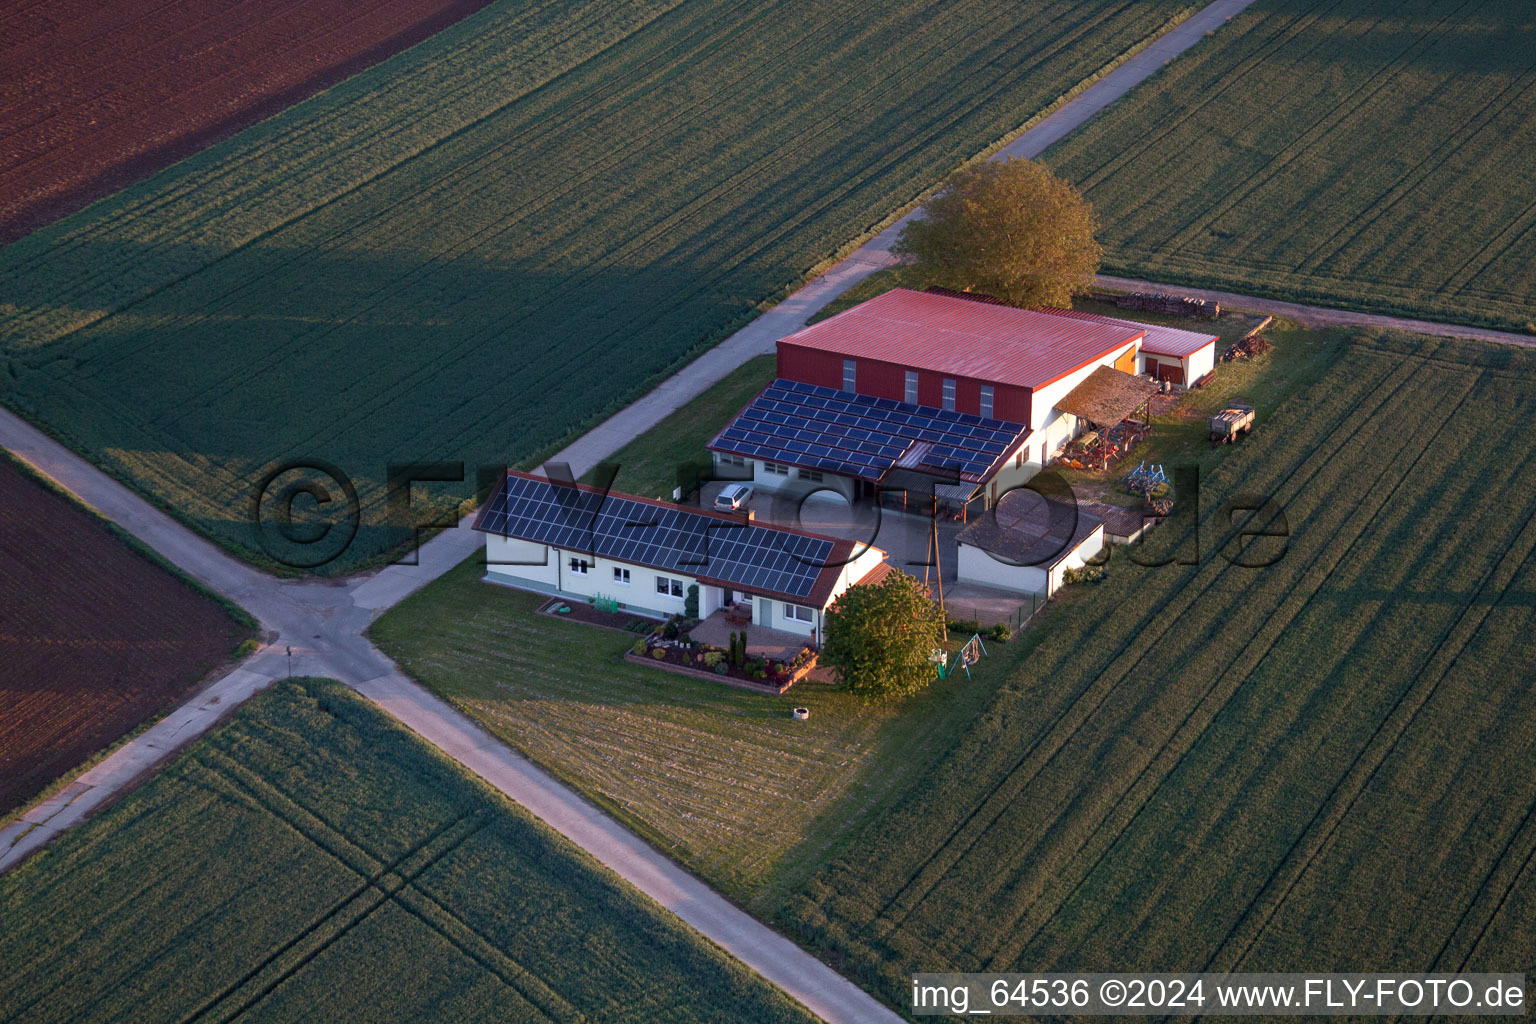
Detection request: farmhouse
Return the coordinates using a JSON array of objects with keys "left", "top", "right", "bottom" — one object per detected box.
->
[
  {"left": 707, "top": 288, "right": 1194, "bottom": 513},
  {"left": 475, "top": 471, "right": 886, "bottom": 642}
]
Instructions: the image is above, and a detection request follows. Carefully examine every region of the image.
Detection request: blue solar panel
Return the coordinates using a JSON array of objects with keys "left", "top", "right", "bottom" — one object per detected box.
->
[
  {"left": 478, "top": 475, "right": 836, "bottom": 600},
  {"left": 710, "top": 380, "right": 1028, "bottom": 483}
]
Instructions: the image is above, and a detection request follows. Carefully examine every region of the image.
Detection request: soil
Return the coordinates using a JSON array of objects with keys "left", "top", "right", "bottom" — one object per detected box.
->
[
  {"left": 0, "top": 458, "right": 246, "bottom": 813},
  {"left": 0, "top": 0, "right": 495, "bottom": 244}
]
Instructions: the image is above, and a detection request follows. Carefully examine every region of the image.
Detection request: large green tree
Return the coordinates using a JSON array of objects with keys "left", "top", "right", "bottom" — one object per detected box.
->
[
  {"left": 893, "top": 157, "right": 1101, "bottom": 307},
  {"left": 821, "top": 572, "right": 946, "bottom": 700}
]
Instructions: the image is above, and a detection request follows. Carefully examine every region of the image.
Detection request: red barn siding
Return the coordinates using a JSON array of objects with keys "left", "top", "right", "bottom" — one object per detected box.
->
[{"left": 779, "top": 343, "right": 1032, "bottom": 422}]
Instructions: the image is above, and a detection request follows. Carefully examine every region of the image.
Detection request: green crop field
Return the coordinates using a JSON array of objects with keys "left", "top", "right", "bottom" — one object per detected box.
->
[
  {"left": 0, "top": 678, "right": 818, "bottom": 1023},
  {"left": 0, "top": 0, "right": 1193, "bottom": 573},
  {"left": 1045, "top": 0, "right": 1536, "bottom": 331},
  {"left": 782, "top": 330, "right": 1536, "bottom": 1005}
]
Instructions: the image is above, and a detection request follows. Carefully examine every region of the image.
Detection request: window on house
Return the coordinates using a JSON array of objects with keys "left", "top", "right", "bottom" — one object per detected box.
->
[
  {"left": 718, "top": 453, "right": 745, "bottom": 468},
  {"left": 655, "top": 576, "right": 685, "bottom": 599},
  {"left": 942, "top": 378, "right": 956, "bottom": 412},
  {"left": 797, "top": 468, "right": 823, "bottom": 482},
  {"left": 568, "top": 558, "right": 590, "bottom": 575},
  {"left": 842, "top": 359, "right": 856, "bottom": 392},
  {"left": 783, "top": 602, "right": 814, "bottom": 623},
  {"left": 612, "top": 567, "right": 630, "bottom": 585},
  {"left": 904, "top": 370, "right": 919, "bottom": 404},
  {"left": 762, "top": 461, "right": 789, "bottom": 476},
  {"left": 979, "top": 385, "right": 994, "bottom": 419}
]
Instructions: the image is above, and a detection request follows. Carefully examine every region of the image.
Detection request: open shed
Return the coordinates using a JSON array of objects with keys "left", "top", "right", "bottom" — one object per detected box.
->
[{"left": 1055, "top": 366, "right": 1161, "bottom": 468}]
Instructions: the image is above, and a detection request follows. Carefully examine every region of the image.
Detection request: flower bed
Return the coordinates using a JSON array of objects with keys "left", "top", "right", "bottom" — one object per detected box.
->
[{"left": 631, "top": 617, "right": 819, "bottom": 691}]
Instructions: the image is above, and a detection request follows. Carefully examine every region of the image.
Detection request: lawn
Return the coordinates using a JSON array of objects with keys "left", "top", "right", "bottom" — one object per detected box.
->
[
  {"left": 0, "top": 679, "right": 821, "bottom": 1024},
  {"left": 782, "top": 329, "right": 1536, "bottom": 1007},
  {"left": 0, "top": 0, "right": 1195, "bottom": 573},
  {"left": 0, "top": 452, "right": 252, "bottom": 817},
  {"left": 582, "top": 354, "right": 776, "bottom": 500},
  {"left": 1044, "top": 0, "right": 1536, "bottom": 331},
  {"left": 370, "top": 559, "right": 1023, "bottom": 909}
]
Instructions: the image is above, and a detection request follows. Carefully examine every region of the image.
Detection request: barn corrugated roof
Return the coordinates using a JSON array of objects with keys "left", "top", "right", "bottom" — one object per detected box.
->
[
  {"left": 779, "top": 288, "right": 1143, "bottom": 390},
  {"left": 1039, "top": 306, "right": 1218, "bottom": 359}
]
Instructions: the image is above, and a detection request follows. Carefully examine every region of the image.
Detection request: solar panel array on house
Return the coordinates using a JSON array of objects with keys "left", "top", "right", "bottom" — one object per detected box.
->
[
  {"left": 477, "top": 473, "right": 838, "bottom": 600},
  {"left": 710, "top": 379, "right": 1027, "bottom": 482}
]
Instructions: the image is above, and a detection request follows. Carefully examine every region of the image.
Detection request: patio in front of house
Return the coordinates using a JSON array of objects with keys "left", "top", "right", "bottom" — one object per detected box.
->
[{"left": 690, "top": 608, "right": 816, "bottom": 662}]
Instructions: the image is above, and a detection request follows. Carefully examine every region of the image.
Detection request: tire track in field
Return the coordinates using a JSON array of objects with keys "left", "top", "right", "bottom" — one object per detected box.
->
[
  {"left": 1157, "top": 0, "right": 1487, "bottom": 259},
  {"left": 1071, "top": 0, "right": 1345, "bottom": 195},
  {"left": 1291, "top": 63, "right": 1536, "bottom": 277},
  {"left": 960, "top": 360, "right": 1484, "bottom": 968},
  {"left": 985, "top": 369, "right": 1525, "bottom": 971},
  {"left": 1204, "top": 411, "right": 1536, "bottom": 976},
  {"left": 0, "top": 784, "right": 233, "bottom": 1024},
  {"left": 1441, "top": 194, "right": 1536, "bottom": 298},
  {"left": 185, "top": 743, "right": 585, "bottom": 1023},
  {"left": 859, "top": 347, "right": 1420, "bottom": 941},
  {"left": 1431, "top": 766, "right": 1536, "bottom": 975},
  {"left": 185, "top": 816, "right": 487, "bottom": 1024}
]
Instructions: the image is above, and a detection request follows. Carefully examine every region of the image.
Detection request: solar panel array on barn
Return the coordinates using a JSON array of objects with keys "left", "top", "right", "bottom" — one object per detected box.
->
[{"left": 708, "top": 379, "right": 1028, "bottom": 483}]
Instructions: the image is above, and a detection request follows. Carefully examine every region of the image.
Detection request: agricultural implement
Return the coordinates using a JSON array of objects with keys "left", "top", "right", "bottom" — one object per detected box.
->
[
  {"left": 1210, "top": 402, "right": 1255, "bottom": 444},
  {"left": 1122, "top": 460, "right": 1168, "bottom": 496}
]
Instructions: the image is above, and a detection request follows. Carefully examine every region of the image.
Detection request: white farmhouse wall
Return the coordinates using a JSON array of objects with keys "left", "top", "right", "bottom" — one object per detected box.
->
[
  {"left": 484, "top": 538, "right": 693, "bottom": 619},
  {"left": 957, "top": 543, "right": 1048, "bottom": 595}
]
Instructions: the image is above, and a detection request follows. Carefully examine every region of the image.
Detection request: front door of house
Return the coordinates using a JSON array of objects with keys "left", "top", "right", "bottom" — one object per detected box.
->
[{"left": 757, "top": 598, "right": 771, "bottom": 629}]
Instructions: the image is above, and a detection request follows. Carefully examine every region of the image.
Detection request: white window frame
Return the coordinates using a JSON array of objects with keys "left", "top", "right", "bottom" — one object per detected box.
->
[
  {"left": 842, "top": 359, "right": 857, "bottom": 392},
  {"left": 797, "top": 468, "right": 823, "bottom": 482},
  {"left": 904, "top": 370, "right": 919, "bottom": 404},
  {"left": 942, "top": 377, "right": 956, "bottom": 412},
  {"left": 979, "top": 385, "right": 994, "bottom": 420},
  {"left": 568, "top": 557, "right": 590, "bottom": 575},
  {"left": 718, "top": 452, "right": 745, "bottom": 468},
  {"left": 655, "top": 576, "right": 685, "bottom": 599},
  {"left": 762, "top": 461, "right": 789, "bottom": 476},
  {"left": 612, "top": 567, "right": 631, "bottom": 585},
  {"left": 783, "top": 602, "right": 814, "bottom": 623}
]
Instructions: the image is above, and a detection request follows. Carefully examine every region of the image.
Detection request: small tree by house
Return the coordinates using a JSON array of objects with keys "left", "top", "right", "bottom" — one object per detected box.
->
[
  {"left": 821, "top": 573, "right": 946, "bottom": 700},
  {"left": 893, "top": 157, "right": 1101, "bottom": 309}
]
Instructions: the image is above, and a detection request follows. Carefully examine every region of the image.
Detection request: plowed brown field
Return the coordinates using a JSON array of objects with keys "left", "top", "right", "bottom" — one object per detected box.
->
[
  {"left": 0, "top": 457, "right": 247, "bottom": 813},
  {"left": 0, "top": 0, "right": 493, "bottom": 243}
]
